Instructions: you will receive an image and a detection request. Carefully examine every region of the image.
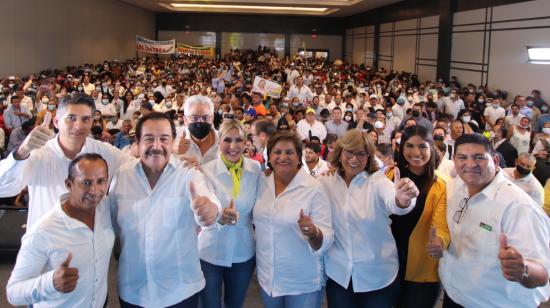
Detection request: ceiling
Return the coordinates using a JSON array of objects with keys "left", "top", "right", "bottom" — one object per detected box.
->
[{"left": 120, "top": 0, "right": 404, "bottom": 17}]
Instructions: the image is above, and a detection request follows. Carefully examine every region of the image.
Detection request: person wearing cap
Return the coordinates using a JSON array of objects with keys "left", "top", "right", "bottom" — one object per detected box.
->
[
  {"left": 243, "top": 108, "right": 257, "bottom": 122},
  {"left": 393, "top": 96, "right": 410, "bottom": 122},
  {"left": 366, "top": 94, "right": 384, "bottom": 111},
  {"left": 296, "top": 107, "right": 327, "bottom": 143}
]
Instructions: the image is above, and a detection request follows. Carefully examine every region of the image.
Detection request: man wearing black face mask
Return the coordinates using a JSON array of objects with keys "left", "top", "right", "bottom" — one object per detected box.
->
[
  {"left": 399, "top": 103, "right": 433, "bottom": 133},
  {"left": 178, "top": 95, "right": 218, "bottom": 165},
  {"left": 502, "top": 153, "right": 543, "bottom": 206}
]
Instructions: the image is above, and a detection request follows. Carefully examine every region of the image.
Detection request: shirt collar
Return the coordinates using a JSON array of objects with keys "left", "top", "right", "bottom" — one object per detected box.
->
[
  {"left": 215, "top": 155, "right": 255, "bottom": 176},
  {"left": 461, "top": 171, "right": 505, "bottom": 201},
  {"left": 52, "top": 134, "right": 90, "bottom": 161},
  {"left": 56, "top": 193, "right": 94, "bottom": 231}
]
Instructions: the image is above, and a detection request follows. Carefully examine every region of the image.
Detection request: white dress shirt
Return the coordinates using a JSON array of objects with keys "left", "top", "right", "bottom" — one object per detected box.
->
[
  {"left": 296, "top": 119, "right": 327, "bottom": 142},
  {"left": 440, "top": 172, "right": 550, "bottom": 307},
  {"left": 502, "top": 168, "right": 544, "bottom": 206},
  {"left": 302, "top": 158, "right": 329, "bottom": 178},
  {"left": 253, "top": 169, "right": 334, "bottom": 297},
  {"left": 0, "top": 136, "right": 128, "bottom": 228},
  {"left": 199, "top": 156, "right": 262, "bottom": 266},
  {"left": 483, "top": 106, "right": 506, "bottom": 130},
  {"left": 319, "top": 171, "right": 415, "bottom": 292},
  {"left": 7, "top": 194, "right": 114, "bottom": 308},
  {"left": 109, "top": 157, "right": 221, "bottom": 307},
  {"left": 287, "top": 85, "right": 313, "bottom": 103}
]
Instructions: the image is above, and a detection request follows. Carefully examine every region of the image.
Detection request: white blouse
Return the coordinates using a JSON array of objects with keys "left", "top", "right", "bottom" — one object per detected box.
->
[{"left": 253, "top": 168, "right": 334, "bottom": 297}]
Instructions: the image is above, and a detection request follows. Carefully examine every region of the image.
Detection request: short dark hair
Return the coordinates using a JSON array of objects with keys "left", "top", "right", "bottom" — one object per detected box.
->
[
  {"left": 67, "top": 153, "right": 108, "bottom": 181},
  {"left": 253, "top": 119, "right": 277, "bottom": 137},
  {"left": 58, "top": 92, "right": 96, "bottom": 115},
  {"left": 135, "top": 112, "right": 176, "bottom": 142},
  {"left": 266, "top": 131, "right": 303, "bottom": 169},
  {"left": 305, "top": 142, "right": 321, "bottom": 154},
  {"left": 455, "top": 133, "right": 494, "bottom": 155}
]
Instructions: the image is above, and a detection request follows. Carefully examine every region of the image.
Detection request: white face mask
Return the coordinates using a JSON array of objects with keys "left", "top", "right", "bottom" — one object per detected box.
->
[
  {"left": 41, "top": 97, "right": 49, "bottom": 104},
  {"left": 544, "top": 128, "right": 550, "bottom": 135},
  {"left": 374, "top": 121, "right": 384, "bottom": 129},
  {"left": 344, "top": 115, "right": 352, "bottom": 121},
  {"left": 461, "top": 116, "right": 471, "bottom": 123}
]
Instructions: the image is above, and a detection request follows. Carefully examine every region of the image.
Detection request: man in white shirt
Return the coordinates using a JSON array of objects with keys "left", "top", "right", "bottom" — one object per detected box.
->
[
  {"left": 325, "top": 107, "right": 348, "bottom": 137},
  {"left": 483, "top": 98, "right": 506, "bottom": 130},
  {"left": 502, "top": 153, "right": 544, "bottom": 206},
  {"left": 443, "top": 89, "right": 465, "bottom": 119},
  {"left": 175, "top": 95, "right": 219, "bottom": 165},
  {"left": 154, "top": 79, "right": 175, "bottom": 98},
  {"left": 296, "top": 107, "right": 327, "bottom": 143},
  {"left": 327, "top": 94, "right": 344, "bottom": 112},
  {"left": 287, "top": 76, "right": 313, "bottom": 104},
  {"left": 0, "top": 93, "right": 127, "bottom": 228},
  {"left": 109, "top": 112, "right": 221, "bottom": 308},
  {"left": 302, "top": 142, "right": 328, "bottom": 177},
  {"left": 505, "top": 104, "right": 523, "bottom": 129},
  {"left": 441, "top": 133, "right": 550, "bottom": 307},
  {"left": 82, "top": 76, "right": 95, "bottom": 95},
  {"left": 7, "top": 153, "right": 114, "bottom": 308}
]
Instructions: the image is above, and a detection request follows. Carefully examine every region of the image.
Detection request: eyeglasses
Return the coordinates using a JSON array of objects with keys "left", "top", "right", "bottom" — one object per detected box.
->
[
  {"left": 342, "top": 149, "right": 369, "bottom": 160},
  {"left": 453, "top": 197, "right": 470, "bottom": 224},
  {"left": 187, "top": 115, "right": 211, "bottom": 123}
]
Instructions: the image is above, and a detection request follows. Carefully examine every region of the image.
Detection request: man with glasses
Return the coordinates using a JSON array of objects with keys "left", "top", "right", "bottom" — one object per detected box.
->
[
  {"left": 177, "top": 95, "right": 218, "bottom": 165},
  {"left": 0, "top": 93, "right": 128, "bottom": 228},
  {"left": 440, "top": 133, "right": 550, "bottom": 307}
]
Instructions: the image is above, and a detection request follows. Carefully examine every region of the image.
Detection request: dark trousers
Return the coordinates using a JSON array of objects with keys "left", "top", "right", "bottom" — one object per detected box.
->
[
  {"left": 395, "top": 280, "right": 441, "bottom": 308},
  {"left": 199, "top": 258, "right": 255, "bottom": 308},
  {"left": 119, "top": 293, "right": 199, "bottom": 308},
  {"left": 442, "top": 292, "right": 465, "bottom": 308},
  {"left": 326, "top": 277, "right": 399, "bottom": 308}
]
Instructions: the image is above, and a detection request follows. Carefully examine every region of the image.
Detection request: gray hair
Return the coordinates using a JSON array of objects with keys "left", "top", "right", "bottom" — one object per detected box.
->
[
  {"left": 518, "top": 152, "right": 536, "bottom": 163},
  {"left": 184, "top": 95, "right": 214, "bottom": 116}
]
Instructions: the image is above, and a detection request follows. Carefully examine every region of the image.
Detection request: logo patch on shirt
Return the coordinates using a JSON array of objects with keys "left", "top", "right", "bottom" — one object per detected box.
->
[{"left": 479, "top": 222, "right": 493, "bottom": 231}]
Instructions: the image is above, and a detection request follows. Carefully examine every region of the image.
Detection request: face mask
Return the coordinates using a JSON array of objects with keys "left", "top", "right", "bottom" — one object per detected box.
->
[
  {"left": 102, "top": 99, "right": 109, "bottom": 105},
  {"left": 47, "top": 105, "right": 56, "bottom": 111},
  {"left": 527, "top": 101, "right": 534, "bottom": 107},
  {"left": 96, "top": 86, "right": 101, "bottom": 92},
  {"left": 433, "top": 135, "right": 445, "bottom": 141},
  {"left": 77, "top": 86, "right": 83, "bottom": 91},
  {"left": 492, "top": 104, "right": 499, "bottom": 109},
  {"left": 41, "top": 97, "right": 49, "bottom": 104},
  {"left": 8, "top": 83, "right": 14, "bottom": 89},
  {"left": 396, "top": 138, "right": 401, "bottom": 145},
  {"left": 386, "top": 112, "right": 393, "bottom": 118},
  {"left": 544, "top": 128, "right": 550, "bottom": 135},
  {"left": 149, "top": 100, "right": 155, "bottom": 104},
  {"left": 374, "top": 121, "right": 384, "bottom": 129},
  {"left": 412, "top": 110, "right": 420, "bottom": 117},
  {"left": 344, "top": 115, "right": 352, "bottom": 121},
  {"left": 407, "top": 96, "right": 413, "bottom": 102},
  {"left": 542, "top": 106, "right": 548, "bottom": 112},
  {"left": 346, "top": 108, "right": 353, "bottom": 113},
  {"left": 166, "top": 101, "right": 172, "bottom": 108},
  {"left": 516, "top": 165, "right": 532, "bottom": 176},
  {"left": 376, "top": 84, "right": 382, "bottom": 88},
  {"left": 292, "top": 102, "right": 300, "bottom": 107},
  {"left": 478, "top": 98, "right": 484, "bottom": 103},
  {"left": 461, "top": 116, "right": 471, "bottom": 123},
  {"left": 188, "top": 122, "right": 212, "bottom": 139}
]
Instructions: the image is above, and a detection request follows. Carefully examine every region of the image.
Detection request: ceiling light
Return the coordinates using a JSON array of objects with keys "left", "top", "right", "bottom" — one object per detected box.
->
[
  {"left": 169, "top": 3, "right": 328, "bottom": 12},
  {"left": 527, "top": 47, "right": 550, "bottom": 64}
]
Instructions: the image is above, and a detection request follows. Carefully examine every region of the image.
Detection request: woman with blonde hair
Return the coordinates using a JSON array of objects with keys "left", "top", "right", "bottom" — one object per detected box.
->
[
  {"left": 199, "top": 119, "right": 262, "bottom": 308},
  {"left": 321, "top": 129, "right": 419, "bottom": 307}
]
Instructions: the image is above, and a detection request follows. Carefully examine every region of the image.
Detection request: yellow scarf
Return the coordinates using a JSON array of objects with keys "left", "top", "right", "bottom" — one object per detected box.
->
[{"left": 221, "top": 155, "right": 244, "bottom": 198}]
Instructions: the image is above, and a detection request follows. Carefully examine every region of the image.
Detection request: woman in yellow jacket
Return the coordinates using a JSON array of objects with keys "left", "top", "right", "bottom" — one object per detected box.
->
[{"left": 388, "top": 125, "right": 450, "bottom": 308}]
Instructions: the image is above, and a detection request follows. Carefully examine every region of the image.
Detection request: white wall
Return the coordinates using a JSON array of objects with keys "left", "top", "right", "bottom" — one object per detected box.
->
[
  {"left": 0, "top": 0, "right": 155, "bottom": 77},
  {"left": 221, "top": 32, "right": 285, "bottom": 57},
  {"left": 290, "top": 34, "right": 342, "bottom": 61},
  {"left": 158, "top": 31, "right": 216, "bottom": 47},
  {"left": 451, "top": 0, "right": 550, "bottom": 98}
]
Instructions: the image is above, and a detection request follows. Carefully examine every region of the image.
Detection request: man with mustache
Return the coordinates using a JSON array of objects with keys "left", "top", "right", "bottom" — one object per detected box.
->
[{"left": 109, "top": 112, "right": 221, "bottom": 308}]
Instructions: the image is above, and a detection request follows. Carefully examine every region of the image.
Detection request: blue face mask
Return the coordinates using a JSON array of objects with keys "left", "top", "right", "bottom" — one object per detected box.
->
[{"left": 527, "top": 101, "right": 534, "bottom": 107}]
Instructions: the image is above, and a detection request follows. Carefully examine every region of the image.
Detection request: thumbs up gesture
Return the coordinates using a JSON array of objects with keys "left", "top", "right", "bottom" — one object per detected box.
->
[
  {"left": 498, "top": 234, "right": 526, "bottom": 282},
  {"left": 190, "top": 181, "right": 218, "bottom": 226},
  {"left": 298, "top": 209, "right": 318, "bottom": 241},
  {"left": 393, "top": 167, "right": 419, "bottom": 208},
  {"left": 53, "top": 252, "right": 79, "bottom": 293},
  {"left": 15, "top": 111, "right": 55, "bottom": 160},
  {"left": 220, "top": 199, "right": 239, "bottom": 225},
  {"left": 426, "top": 226, "right": 444, "bottom": 258}
]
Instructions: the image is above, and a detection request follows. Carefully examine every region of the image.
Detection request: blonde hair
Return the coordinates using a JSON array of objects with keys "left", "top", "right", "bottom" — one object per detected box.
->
[
  {"left": 329, "top": 130, "right": 379, "bottom": 174},
  {"left": 218, "top": 119, "right": 247, "bottom": 140}
]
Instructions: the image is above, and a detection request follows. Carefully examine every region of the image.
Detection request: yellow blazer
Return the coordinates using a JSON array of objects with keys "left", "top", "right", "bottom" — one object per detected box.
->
[{"left": 387, "top": 171, "right": 450, "bottom": 282}]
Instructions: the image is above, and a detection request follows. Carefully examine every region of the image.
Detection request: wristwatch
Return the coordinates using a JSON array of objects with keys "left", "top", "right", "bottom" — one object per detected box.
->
[{"left": 521, "top": 263, "right": 529, "bottom": 282}]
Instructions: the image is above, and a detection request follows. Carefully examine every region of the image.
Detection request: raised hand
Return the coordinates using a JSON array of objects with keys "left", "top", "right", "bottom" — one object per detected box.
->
[
  {"left": 394, "top": 167, "right": 419, "bottom": 208},
  {"left": 498, "top": 234, "right": 526, "bottom": 282},
  {"left": 426, "top": 226, "right": 444, "bottom": 258},
  {"left": 220, "top": 199, "right": 239, "bottom": 225},
  {"left": 190, "top": 181, "right": 218, "bottom": 226},
  {"left": 298, "top": 209, "right": 318, "bottom": 241},
  {"left": 53, "top": 252, "right": 79, "bottom": 293},
  {"left": 15, "top": 111, "right": 55, "bottom": 160}
]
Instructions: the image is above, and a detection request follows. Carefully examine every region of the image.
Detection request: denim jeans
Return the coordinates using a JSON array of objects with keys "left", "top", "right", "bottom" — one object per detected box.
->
[
  {"left": 260, "top": 287, "right": 324, "bottom": 308},
  {"left": 325, "top": 277, "right": 399, "bottom": 308},
  {"left": 199, "top": 257, "right": 255, "bottom": 308}
]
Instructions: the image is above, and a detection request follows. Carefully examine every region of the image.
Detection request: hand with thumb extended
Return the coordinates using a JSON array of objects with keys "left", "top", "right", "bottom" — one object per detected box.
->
[
  {"left": 498, "top": 233, "right": 526, "bottom": 282},
  {"left": 394, "top": 167, "right": 419, "bottom": 208},
  {"left": 15, "top": 111, "right": 55, "bottom": 160},
  {"left": 297, "top": 209, "right": 318, "bottom": 240},
  {"left": 220, "top": 199, "right": 239, "bottom": 225},
  {"left": 426, "top": 226, "right": 443, "bottom": 258},
  {"left": 53, "top": 252, "right": 79, "bottom": 293},
  {"left": 190, "top": 181, "right": 218, "bottom": 226}
]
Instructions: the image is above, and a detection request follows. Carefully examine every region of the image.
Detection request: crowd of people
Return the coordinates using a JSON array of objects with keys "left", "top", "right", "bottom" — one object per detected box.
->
[{"left": 0, "top": 45, "right": 549, "bottom": 308}]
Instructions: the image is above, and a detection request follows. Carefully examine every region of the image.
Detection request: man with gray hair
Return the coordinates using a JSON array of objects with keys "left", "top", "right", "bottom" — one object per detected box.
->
[
  {"left": 502, "top": 152, "right": 544, "bottom": 206},
  {"left": 176, "top": 95, "right": 219, "bottom": 165}
]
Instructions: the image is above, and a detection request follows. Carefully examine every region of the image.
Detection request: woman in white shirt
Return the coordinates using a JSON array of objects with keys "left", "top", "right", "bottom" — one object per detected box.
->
[
  {"left": 199, "top": 119, "right": 262, "bottom": 308},
  {"left": 254, "top": 131, "right": 333, "bottom": 308},
  {"left": 508, "top": 116, "right": 532, "bottom": 154},
  {"left": 320, "top": 130, "right": 419, "bottom": 308},
  {"left": 119, "top": 91, "right": 138, "bottom": 121}
]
